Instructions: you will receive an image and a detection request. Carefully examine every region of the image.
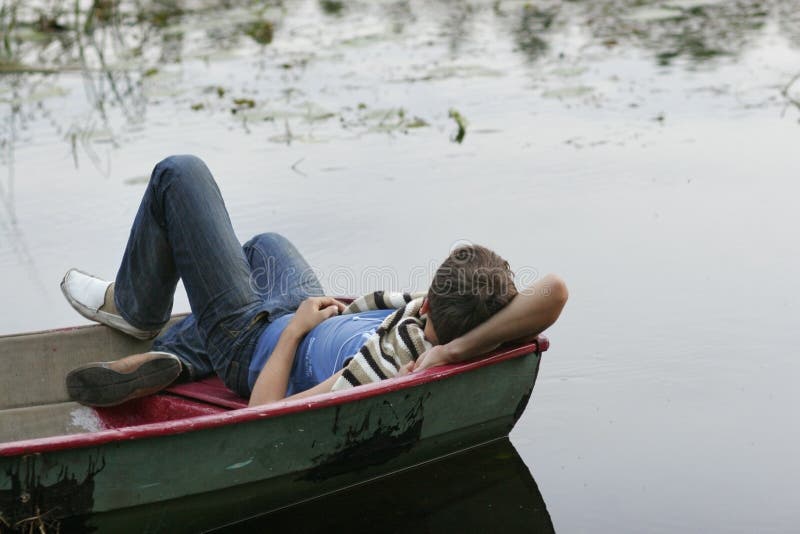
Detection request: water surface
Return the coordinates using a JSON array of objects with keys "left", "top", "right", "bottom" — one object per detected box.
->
[{"left": 1, "top": 1, "right": 799, "bottom": 532}]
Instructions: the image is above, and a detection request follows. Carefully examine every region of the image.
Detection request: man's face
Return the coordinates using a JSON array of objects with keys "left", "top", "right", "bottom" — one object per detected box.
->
[
  {"left": 421, "top": 298, "right": 439, "bottom": 345},
  {"left": 424, "top": 319, "right": 439, "bottom": 345}
]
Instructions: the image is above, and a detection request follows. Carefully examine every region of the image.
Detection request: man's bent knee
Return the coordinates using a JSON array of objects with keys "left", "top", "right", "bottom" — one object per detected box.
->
[
  {"left": 151, "top": 154, "right": 214, "bottom": 192},
  {"left": 244, "top": 232, "right": 292, "bottom": 252}
]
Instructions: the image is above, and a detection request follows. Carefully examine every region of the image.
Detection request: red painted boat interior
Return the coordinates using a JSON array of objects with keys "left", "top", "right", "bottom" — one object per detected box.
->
[
  {"left": 166, "top": 378, "right": 249, "bottom": 410},
  {"left": 93, "top": 380, "right": 241, "bottom": 429},
  {"left": 96, "top": 394, "right": 226, "bottom": 428},
  {"left": 0, "top": 337, "right": 548, "bottom": 455}
]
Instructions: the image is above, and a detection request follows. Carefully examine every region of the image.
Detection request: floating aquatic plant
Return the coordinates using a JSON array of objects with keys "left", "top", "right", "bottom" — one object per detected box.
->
[
  {"left": 243, "top": 20, "right": 274, "bottom": 45},
  {"left": 319, "top": 0, "right": 345, "bottom": 16},
  {"left": 231, "top": 97, "right": 256, "bottom": 113},
  {"left": 142, "top": 1, "right": 183, "bottom": 28},
  {"left": 448, "top": 108, "right": 467, "bottom": 143}
]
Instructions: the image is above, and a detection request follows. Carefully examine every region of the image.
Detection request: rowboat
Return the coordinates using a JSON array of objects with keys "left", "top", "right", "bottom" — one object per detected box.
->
[{"left": 0, "top": 317, "right": 549, "bottom": 532}]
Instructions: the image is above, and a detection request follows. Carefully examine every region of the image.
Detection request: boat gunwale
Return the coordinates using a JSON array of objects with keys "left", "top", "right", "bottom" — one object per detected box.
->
[
  {"left": 0, "top": 337, "right": 548, "bottom": 457},
  {"left": 0, "top": 320, "right": 177, "bottom": 340}
]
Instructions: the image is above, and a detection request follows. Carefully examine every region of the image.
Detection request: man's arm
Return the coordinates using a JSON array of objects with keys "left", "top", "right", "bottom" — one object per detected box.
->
[
  {"left": 250, "top": 351, "right": 343, "bottom": 406},
  {"left": 282, "top": 370, "right": 344, "bottom": 402},
  {"left": 248, "top": 326, "right": 303, "bottom": 406},
  {"left": 413, "top": 273, "right": 568, "bottom": 371},
  {"left": 249, "top": 297, "right": 345, "bottom": 407}
]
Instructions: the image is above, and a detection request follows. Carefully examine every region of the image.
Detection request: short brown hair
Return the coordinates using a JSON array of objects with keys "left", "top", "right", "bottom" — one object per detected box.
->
[{"left": 427, "top": 244, "right": 518, "bottom": 344}]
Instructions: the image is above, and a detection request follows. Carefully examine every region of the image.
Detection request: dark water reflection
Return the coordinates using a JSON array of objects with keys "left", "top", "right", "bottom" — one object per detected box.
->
[{"left": 213, "top": 439, "right": 554, "bottom": 533}]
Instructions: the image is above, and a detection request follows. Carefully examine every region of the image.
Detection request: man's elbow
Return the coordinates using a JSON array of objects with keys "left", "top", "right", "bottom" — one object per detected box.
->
[
  {"left": 544, "top": 273, "right": 568, "bottom": 319},
  {"left": 248, "top": 392, "right": 278, "bottom": 407}
]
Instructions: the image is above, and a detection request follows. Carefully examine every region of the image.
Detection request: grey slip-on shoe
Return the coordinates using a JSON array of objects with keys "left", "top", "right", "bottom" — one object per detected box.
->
[{"left": 66, "top": 352, "right": 182, "bottom": 407}]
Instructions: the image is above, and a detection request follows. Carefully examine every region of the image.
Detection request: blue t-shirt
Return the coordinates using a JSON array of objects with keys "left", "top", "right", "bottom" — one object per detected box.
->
[{"left": 247, "top": 309, "right": 393, "bottom": 396}]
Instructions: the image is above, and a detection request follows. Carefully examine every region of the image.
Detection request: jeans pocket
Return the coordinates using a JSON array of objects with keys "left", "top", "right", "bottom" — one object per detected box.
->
[
  {"left": 218, "top": 304, "right": 263, "bottom": 340},
  {"left": 220, "top": 313, "right": 268, "bottom": 397}
]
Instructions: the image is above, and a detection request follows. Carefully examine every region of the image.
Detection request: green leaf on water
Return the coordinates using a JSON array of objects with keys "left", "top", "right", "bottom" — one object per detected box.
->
[
  {"left": 319, "top": 0, "right": 345, "bottom": 15},
  {"left": 405, "top": 117, "right": 428, "bottom": 128},
  {"left": 233, "top": 98, "right": 256, "bottom": 108},
  {"left": 448, "top": 108, "right": 467, "bottom": 143},
  {"left": 243, "top": 20, "right": 274, "bottom": 45}
]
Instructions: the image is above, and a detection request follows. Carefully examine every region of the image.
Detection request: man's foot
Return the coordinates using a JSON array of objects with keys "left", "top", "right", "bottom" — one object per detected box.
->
[
  {"left": 60, "top": 268, "right": 161, "bottom": 340},
  {"left": 66, "top": 352, "right": 182, "bottom": 407}
]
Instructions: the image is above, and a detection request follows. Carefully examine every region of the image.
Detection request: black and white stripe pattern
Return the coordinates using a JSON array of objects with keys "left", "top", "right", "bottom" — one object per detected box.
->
[{"left": 332, "top": 291, "right": 431, "bottom": 391}]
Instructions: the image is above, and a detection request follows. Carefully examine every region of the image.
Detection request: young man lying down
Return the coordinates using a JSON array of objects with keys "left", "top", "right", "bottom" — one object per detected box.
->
[{"left": 61, "top": 156, "right": 568, "bottom": 408}]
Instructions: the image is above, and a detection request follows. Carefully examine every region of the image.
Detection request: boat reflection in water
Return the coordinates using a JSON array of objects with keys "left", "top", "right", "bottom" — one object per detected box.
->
[{"left": 216, "top": 438, "right": 554, "bottom": 533}]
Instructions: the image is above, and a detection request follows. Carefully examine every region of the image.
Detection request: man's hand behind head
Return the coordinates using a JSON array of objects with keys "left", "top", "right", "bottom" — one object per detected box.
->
[{"left": 411, "top": 344, "right": 455, "bottom": 373}]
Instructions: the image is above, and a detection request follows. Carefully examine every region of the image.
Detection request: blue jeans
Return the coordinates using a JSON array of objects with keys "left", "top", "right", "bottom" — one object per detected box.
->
[{"left": 114, "top": 155, "right": 323, "bottom": 397}]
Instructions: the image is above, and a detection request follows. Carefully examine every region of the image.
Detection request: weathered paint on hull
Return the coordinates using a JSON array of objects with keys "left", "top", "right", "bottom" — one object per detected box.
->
[{"left": 0, "top": 352, "right": 540, "bottom": 531}]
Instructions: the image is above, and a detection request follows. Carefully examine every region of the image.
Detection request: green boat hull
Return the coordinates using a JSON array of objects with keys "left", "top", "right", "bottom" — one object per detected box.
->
[{"left": 0, "top": 322, "right": 542, "bottom": 532}]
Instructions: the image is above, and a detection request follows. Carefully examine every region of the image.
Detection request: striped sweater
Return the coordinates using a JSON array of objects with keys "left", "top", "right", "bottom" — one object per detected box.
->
[{"left": 331, "top": 291, "right": 432, "bottom": 391}]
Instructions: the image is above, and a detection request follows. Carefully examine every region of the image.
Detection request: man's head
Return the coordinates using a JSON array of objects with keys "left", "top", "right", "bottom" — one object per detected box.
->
[{"left": 421, "top": 244, "right": 517, "bottom": 345}]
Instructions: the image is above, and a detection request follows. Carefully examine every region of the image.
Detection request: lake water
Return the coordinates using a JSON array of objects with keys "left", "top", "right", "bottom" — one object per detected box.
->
[{"left": 1, "top": 0, "right": 799, "bottom": 531}]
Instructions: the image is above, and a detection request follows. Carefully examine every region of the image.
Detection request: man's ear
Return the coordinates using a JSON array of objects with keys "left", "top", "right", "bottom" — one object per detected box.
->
[{"left": 420, "top": 298, "right": 430, "bottom": 315}]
